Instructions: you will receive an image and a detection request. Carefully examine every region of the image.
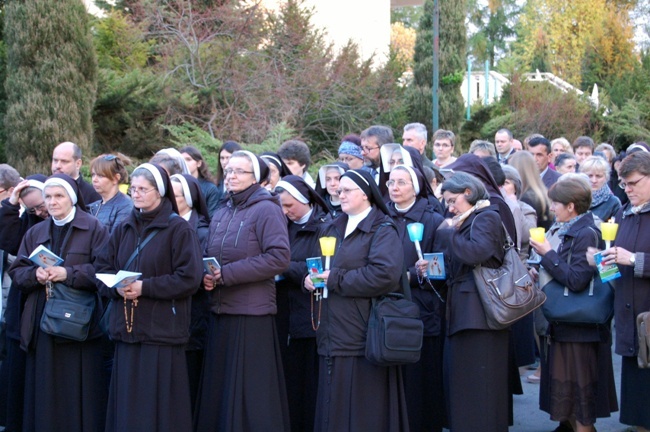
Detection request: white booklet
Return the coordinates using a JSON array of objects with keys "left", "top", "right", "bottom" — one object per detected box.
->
[
  {"left": 29, "top": 245, "right": 64, "bottom": 268},
  {"left": 96, "top": 271, "right": 142, "bottom": 289}
]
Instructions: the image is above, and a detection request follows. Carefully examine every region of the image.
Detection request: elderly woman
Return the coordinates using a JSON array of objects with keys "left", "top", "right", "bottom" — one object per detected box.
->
[
  {"left": 275, "top": 175, "right": 331, "bottom": 432},
  {"left": 530, "top": 177, "right": 617, "bottom": 432},
  {"left": 88, "top": 153, "right": 133, "bottom": 233},
  {"left": 304, "top": 169, "right": 407, "bottom": 431},
  {"left": 434, "top": 172, "right": 511, "bottom": 432},
  {"left": 598, "top": 151, "right": 650, "bottom": 432},
  {"left": 551, "top": 138, "right": 573, "bottom": 164},
  {"left": 579, "top": 155, "right": 621, "bottom": 223},
  {"left": 386, "top": 165, "right": 446, "bottom": 432},
  {"left": 556, "top": 153, "right": 578, "bottom": 175},
  {"left": 170, "top": 173, "right": 211, "bottom": 409},
  {"left": 316, "top": 162, "right": 348, "bottom": 217},
  {"left": 96, "top": 163, "right": 203, "bottom": 432},
  {"left": 10, "top": 174, "right": 109, "bottom": 432},
  {"left": 195, "top": 151, "right": 291, "bottom": 431}
]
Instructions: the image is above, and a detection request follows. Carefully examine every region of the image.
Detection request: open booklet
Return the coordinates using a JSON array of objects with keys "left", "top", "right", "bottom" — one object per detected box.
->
[
  {"left": 96, "top": 271, "right": 143, "bottom": 289},
  {"left": 29, "top": 245, "right": 64, "bottom": 268}
]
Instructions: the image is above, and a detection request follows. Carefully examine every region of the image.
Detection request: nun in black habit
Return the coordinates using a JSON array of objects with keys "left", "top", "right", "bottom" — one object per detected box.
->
[
  {"left": 304, "top": 169, "right": 408, "bottom": 432},
  {"left": 275, "top": 175, "right": 331, "bottom": 432},
  {"left": 9, "top": 174, "right": 109, "bottom": 432}
]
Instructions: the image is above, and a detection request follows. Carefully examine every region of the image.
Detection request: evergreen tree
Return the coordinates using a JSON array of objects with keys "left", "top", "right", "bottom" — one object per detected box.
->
[
  {"left": 407, "top": 0, "right": 467, "bottom": 136},
  {"left": 4, "top": 0, "right": 97, "bottom": 174}
]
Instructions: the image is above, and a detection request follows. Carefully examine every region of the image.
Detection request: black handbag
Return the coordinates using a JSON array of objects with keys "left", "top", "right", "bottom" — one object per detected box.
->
[
  {"left": 40, "top": 282, "right": 96, "bottom": 342},
  {"left": 541, "top": 227, "right": 614, "bottom": 325},
  {"left": 471, "top": 221, "right": 546, "bottom": 330},
  {"left": 365, "top": 264, "right": 424, "bottom": 367}
]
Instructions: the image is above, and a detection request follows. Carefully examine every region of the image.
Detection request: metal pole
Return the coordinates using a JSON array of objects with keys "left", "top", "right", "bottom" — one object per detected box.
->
[
  {"left": 484, "top": 60, "right": 489, "bottom": 105},
  {"left": 432, "top": 0, "right": 439, "bottom": 136},
  {"left": 466, "top": 57, "right": 472, "bottom": 120}
]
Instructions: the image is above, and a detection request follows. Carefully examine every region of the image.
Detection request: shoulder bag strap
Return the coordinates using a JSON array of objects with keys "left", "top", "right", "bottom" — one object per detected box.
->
[{"left": 123, "top": 213, "right": 178, "bottom": 271}]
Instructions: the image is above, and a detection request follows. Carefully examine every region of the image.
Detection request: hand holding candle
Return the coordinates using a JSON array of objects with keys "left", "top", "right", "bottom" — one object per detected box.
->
[
  {"left": 319, "top": 237, "right": 336, "bottom": 299},
  {"left": 529, "top": 227, "right": 546, "bottom": 244},
  {"left": 406, "top": 223, "right": 425, "bottom": 261}
]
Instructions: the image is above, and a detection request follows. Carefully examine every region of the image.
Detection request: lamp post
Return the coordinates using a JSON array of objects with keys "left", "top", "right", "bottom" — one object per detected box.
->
[
  {"left": 466, "top": 55, "right": 474, "bottom": 120},
  {"left": 432, "top": 0, "right": 439, "bottom": 136}
]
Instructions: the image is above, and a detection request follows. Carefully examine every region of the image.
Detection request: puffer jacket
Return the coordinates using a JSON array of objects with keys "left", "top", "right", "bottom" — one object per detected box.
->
[{"left": 207, "top": 184, "right": 290, "bottom": 316}]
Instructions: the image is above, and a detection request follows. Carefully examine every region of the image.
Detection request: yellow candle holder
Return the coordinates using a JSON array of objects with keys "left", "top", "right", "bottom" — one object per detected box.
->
[
  {"left": 601, "top": 222, "right": 618, "bottom": 242},
  {"left": 319, "top": 237, "right": 336, "bottom": 257},
  {"left": 529, "top": 227, "right": 546, "bottom": 243}
]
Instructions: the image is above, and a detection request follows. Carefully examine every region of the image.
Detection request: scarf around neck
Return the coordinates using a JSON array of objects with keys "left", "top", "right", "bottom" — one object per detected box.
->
[{"left": 591, "top": 184, "right": 613, "bottom": 208}]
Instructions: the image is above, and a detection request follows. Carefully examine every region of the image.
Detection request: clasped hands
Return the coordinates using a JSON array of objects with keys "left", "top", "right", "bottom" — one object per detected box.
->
[{"left": 35, "top": 266, "right": 67, "bottom": 285}]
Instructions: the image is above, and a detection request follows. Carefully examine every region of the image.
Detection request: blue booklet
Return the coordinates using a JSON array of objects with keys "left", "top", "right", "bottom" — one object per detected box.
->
[
  {"left": 29, "top": 245, "right": 63, "bottom": 268},
  {"left": 424, "top": 252, "right": 446, "bottom": 280},
  {"left": 593, "top": 251, "right": 621, "bottom": 282}
]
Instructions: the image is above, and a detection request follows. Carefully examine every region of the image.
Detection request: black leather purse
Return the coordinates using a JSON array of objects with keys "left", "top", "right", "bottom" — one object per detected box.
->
[
  {"left": 541, "top": 227, "right": 614, "bottom": 325},
  {"left": 40, "top": 281, "right": 96, "bottom": 342}
]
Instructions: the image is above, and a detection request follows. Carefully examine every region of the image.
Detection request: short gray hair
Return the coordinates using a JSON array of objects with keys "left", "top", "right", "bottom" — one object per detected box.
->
[
  {"left": 469, "top": 140, "right": 496, "bottom": 157},
  {"left": 360, "top": 125, "right": 394, "bottom": 146},
  {"left": 0, "top": 164, "right": 21, "bottom": 189},
  {"left": 403, "top": 123, "right": 427, "bottom": 141},
  {"left": 501, "top": 165, "right": 522, "bottom": 197},
  {"left": 441, "top": 172, "right": 488, "bottom": 205}
]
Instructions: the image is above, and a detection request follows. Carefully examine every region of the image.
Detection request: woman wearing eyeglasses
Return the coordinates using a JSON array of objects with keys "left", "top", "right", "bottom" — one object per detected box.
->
[
  {"left": 304, "top": 169, "right": 407, "bottom": 432},
  {"left": 386, "top": 165, "right": 447, "bottom": 432},
  {"left": 95, "top": 163, "right": 203, "bottom": 432},
  {"left": 432, "top": 129, "right": 457, "bottom": 168},
  {"left": 88, "top": 154, "right": 133, "bottom": 234},
  {"left": 195, "top": 151, "right": 291, "bottom": 431},
  {"left": 10, "top": 174, "right": 109, "bottom": 432},
  {"left": 597, "top": 151, "right": 650, "bottom": 432}
]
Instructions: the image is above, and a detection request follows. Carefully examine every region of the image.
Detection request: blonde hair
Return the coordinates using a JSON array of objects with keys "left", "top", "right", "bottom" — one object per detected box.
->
[
  {"left": 579, "top": 155, "right": 611, "bottom": 181},
  {"left": 509, "top": 151, "right": 550, "bottom": 216},
  {"left": 551, "top": 137, "right": 573, "bottom": 154}
]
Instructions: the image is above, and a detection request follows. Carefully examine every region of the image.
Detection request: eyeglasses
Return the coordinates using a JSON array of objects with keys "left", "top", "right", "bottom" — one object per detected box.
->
[
  {"left": 26, "top": 203, "right": 46, "bottom": 214},
  {"left": 434, "top": 142, "right": 452, "bottom": 148},
  {"left": 103, "top": 154, "right": 117, "bottom": 161},
  {"left": 129, "top": 186, "right": 157, "bottom": 195},
  {"left": 619, "top": 175, "right": 648, "bottom": 189},
  {"left": 361, "top": 146, "right": 378, "bottom": 153},
  {"left": 224, "top": 168, "right": 254, "bottom": 176},
  {"left": 335, "top": 187, "right": 360, "bottom": 196},
  {"left": 386, "top": 180, "right": 412, "bottom": 188}
]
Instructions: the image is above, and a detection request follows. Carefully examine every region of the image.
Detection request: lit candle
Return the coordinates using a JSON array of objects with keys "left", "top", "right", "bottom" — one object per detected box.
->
[{"left": 319, "top": 237, "right": 336, "bottom": 298}]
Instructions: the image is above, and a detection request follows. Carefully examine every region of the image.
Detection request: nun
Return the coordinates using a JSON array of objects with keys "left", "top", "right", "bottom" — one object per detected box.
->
[
  {"left": 10, "top": 174, "right": 109, "bottom": 432},
  {"left": 95, "top": 163, "right": 203, "bottom": 432},
  {"left": 304, "top": 169, "right": 408, "bottom": 431},
  {"left": 261, "top": 151, "right": 292, "bottom": 191},
  {"left": 170, "top": 173, "right": 211, "bottom": 409},
  {"left": 195, "top": 151, "right": 291, "bottom": 431},
  {"left": 315, "top": 162, "right": 348, "bottom": 217}
]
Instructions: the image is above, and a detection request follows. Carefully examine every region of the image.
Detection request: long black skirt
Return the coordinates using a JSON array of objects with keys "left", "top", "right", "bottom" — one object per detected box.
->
[
  {"left": 106, "top": 342, "right": 192, "bottom": 432},
  {"left": 284, "top": 337, "right": 319, "bottom": 432},
  {"left": 314, "top": 355, "right": 409, "bottom": 432},
  {"left": 0, "top": 337, "right": 25, "bottom": 432},
  {"left": 444, "top": 329, "right": 509, "bottom": 432},
  {"left": 539, "top": 339, "right": 618, "bottom": 426},
  {"left": 620, "top": 355, "right": 650, "bottom": 429},
  {"left": 23, "top": 331, "right": 106, "bottom": 432},
  {"left": 403, "top": 335, "right": 446, "bottom": 432},
  {"left": 194, "top": 313, "right": 290, "bottom": 432}
]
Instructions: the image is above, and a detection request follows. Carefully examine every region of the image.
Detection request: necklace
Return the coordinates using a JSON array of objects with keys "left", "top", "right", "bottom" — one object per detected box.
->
[
  {"left": 124, "top": 297, "right": 138, "bottom": 333},
  {"left": 310, "top": 290, "right": 323, "bottom": 331}
]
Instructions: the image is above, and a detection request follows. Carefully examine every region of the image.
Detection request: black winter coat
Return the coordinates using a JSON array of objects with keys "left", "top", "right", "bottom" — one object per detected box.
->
[
  {"left": 9, "top": 210, "right": 109, "bottom": 350},
  {"left": 316, "top": 206, "right": 404, "bottom": 357},
  {"left": 387, "top": 198, "right": 446, "bottom": 336},
  {"left": 96, "top": 199, "right": 203, "bottom": 345},
  {"left": 435, "top": 205, "right": 506, "bottom": 336},
  {"left": 277, "top": 207, "right": 330, "bottom": 339},
  {"left": 539, "top": 212, "right": 609, "bottom": 343},
  {"left": 188, "top": 210, "right": 210, "bottom": 350},
  {"left": 613, "top": 204, "right": 650, "bottom": 356},
  {"left": 0, "top": 199, "right": 46, "bottom": 341}
]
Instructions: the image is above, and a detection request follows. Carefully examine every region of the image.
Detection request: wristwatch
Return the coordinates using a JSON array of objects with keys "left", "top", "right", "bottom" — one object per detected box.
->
[{"left": 630, "top": 253, "right": 636, "bottom": 265}]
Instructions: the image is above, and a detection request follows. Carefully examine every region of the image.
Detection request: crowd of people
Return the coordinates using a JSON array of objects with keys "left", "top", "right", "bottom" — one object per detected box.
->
[{"left": 0, "top": 126, "right": 648, "bottom": 432}]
